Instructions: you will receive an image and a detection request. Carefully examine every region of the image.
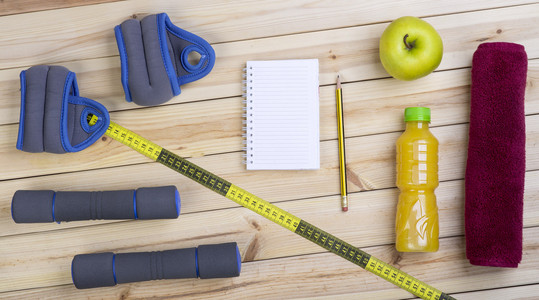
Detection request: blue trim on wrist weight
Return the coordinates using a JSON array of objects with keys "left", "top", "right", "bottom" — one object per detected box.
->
[
  {"left": 114, "top": 25, "right": 132, "bottom": 102},
  {"left": 16, "top": 71, "right": 27, "bottom": 150}
]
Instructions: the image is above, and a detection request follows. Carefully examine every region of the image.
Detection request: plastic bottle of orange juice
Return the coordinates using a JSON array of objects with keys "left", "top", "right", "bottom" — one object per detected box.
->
[{"left": 395, "top": 107, "right": 439, "bottom": 252}]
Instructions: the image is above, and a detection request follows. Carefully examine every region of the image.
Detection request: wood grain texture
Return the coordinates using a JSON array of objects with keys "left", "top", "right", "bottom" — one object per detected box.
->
[
  {"left": 1, "top": 227, "right": 538, "bottom": 299},
  {"left": 1, "top": 0, "right": 538, "bottom": 298},
  {"left": 1, "top": 117, "right": 538, "bottom": 237},
  {"left": 0, "top": 112, "right": 538, "bottom": 212},
  {"left": 0, "top": 1, "right": 536, "bottom": 69},
  {"left": 0, "top": 0, "right": 122, "bottom": 16},
  {"left": 298, "top": 284, "right": 539, "bottom": 300},
  {"left": 446, "top": 285, "right": 539, "bottom": 300},
  {"left": 1, "top": 4, "right": 538, "bottom": 125},
  {"left": 0, "top": 62, "right": 537, "bottom": 181},
  {"left": 1, "top": 169, "right": 538, "bottom": 291}
]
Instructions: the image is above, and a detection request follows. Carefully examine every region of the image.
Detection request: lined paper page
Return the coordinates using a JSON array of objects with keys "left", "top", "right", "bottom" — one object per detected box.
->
[{"left": 245, "top": 59, "right": 319, "bottom": 170}]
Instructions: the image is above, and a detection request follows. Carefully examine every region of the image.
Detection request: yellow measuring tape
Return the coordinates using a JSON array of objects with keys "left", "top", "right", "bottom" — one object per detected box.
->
[{"left": 91, "top": 115, "right": 455, "bottom": 300}]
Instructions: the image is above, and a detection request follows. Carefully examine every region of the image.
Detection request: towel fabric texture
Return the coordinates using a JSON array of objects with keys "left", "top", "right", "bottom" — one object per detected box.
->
[{"left": 465, "top": 42, "right": 528, "bottom": 268}]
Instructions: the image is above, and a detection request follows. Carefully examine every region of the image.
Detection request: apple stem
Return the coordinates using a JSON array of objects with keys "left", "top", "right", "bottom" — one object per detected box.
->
[{"left": 403, "top": 34, "right": 413, "bottom": 50}]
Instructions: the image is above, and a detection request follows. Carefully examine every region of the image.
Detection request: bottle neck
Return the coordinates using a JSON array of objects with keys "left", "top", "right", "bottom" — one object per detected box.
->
[{"left": 405, "top": 121, "right": 430, "bottom": 130}]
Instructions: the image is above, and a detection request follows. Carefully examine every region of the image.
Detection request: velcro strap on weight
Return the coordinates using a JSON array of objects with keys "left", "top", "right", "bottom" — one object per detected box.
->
[
  {"left": 16, "top": 65, "right": 110, "bottom": 154},
  {"left": 114, "top": 13, "right": 216, "bottom": 106}
]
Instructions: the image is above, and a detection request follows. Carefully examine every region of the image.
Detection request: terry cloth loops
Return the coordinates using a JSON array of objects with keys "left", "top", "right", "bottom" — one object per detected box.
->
[
  {"left": 114, "top": 13, "right": 216, "bottom": 106},
  {"left": 16, "top": 65, "right": 110, "bottom": 154},
  {"left": 465, "top": 42, "right": 528, "bottom": 268}
]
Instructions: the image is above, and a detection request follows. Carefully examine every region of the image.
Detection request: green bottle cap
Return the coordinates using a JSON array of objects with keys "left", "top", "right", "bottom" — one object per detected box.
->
[{"left": 404, "top": 107, "right": 431, "bottom": 122}]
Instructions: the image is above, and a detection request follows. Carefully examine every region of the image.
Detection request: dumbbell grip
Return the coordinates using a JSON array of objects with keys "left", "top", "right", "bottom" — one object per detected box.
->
[
  {"left": 11, "top": 186, "right": 179, "bottom": 223},
  {"left": 72, "top": 242, "right": 241, "bottom": 289}
]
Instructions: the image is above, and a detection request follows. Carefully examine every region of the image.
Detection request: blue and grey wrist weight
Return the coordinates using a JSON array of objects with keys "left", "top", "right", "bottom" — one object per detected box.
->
[
  {"left": 71, "top": 242, "right": 242, "bottom": 289},
  {"left": 16, "top": 65, "right": 110, "bottom": 154},
  {"left": 11, "top": 186, "right": 180, "bottom": 223},
  {"left": 114, "top": 13, "right": 215, "bottom": 106}
]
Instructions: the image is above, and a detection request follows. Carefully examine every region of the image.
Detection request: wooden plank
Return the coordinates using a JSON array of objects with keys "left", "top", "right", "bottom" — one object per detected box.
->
[
  {"left": 0, "top": 227, "right": 537, "bottom": 299},
  {"left": 0, "top": 110, "right": 538, "bottom": 209},
  {"left": 0, "top": 114, "right": 538, "bottom": 236},
  {"left": 446, "top": 285, "right": 539, "bottom": 300},
  {"left": 300, "top": 284, "right": 539, "bottom": 300},
  {"left": 0, "top": 167, "right": 537, "bottom": 291},
  {"left": 1, "top": 2, "right": 538, "bottom": 298},
  {"left": 0, "top": 119, "right": 537, "bottom": 237},
  {"left": 0, "top": 62, "right": 537, "bottom": 181},
  {"left": 0, "top": 1, "right": 535, "bottom": 70},
  {"left": 0, "top": 0, "right": 121, "bottom": 16},
  {"left": 1, "top": 5, "right": 538, "bottom": 126}
]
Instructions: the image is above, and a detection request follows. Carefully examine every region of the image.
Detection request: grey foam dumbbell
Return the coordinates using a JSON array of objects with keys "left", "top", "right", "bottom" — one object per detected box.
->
[
  {"left": 11, "top": 186, "right": 180, "bottom": 223},
  {"left": 71, "top": 242, "right": 242, "bottom": 289}
]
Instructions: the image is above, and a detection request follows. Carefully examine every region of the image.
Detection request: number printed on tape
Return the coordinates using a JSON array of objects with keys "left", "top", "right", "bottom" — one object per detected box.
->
[{"left": 102, "top": 120, "right": 455, "bottom": 300}]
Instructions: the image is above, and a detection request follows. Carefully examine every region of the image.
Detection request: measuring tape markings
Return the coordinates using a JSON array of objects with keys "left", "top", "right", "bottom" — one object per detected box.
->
[{"left": 89, "top": 115, "right": 454, "bottom": 300}]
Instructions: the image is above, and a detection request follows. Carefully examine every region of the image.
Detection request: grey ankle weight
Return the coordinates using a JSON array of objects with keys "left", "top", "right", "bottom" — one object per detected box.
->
[
  {"left": 114, "top": 13, "right": 216, "bottom": 106},
  {"left": 16, "top": 65, "right": 110, "bottom": 154}
]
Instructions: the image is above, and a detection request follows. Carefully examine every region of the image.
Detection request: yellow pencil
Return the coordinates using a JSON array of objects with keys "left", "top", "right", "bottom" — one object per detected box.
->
[{"left": 336, "top": 75, "right": 348, "bottom": 211}]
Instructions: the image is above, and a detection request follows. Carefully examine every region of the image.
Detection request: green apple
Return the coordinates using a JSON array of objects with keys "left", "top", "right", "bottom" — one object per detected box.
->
[{"left": 379, "top": 16, "right": 443, "bottom": 81}]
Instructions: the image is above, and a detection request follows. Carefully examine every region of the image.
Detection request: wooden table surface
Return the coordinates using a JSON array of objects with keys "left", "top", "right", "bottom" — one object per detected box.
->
[{"left": 1, "top": 1, "right": 538, "bottom": 299}]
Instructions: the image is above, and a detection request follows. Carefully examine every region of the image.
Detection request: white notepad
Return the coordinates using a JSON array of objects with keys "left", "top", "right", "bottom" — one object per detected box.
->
[{"left": 243, "top": 59, "right": 320, "bottom": 170}]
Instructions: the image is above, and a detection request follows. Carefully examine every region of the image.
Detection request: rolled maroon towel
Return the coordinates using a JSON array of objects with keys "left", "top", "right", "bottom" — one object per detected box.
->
[{"left": 465, "top": 42, "right": 528, "bottom": 268}]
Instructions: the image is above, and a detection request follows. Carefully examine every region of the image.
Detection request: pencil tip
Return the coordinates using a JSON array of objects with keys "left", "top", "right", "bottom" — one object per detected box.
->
[{"left": 336, "top": 74, "right": 341, "bottom": 88}]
